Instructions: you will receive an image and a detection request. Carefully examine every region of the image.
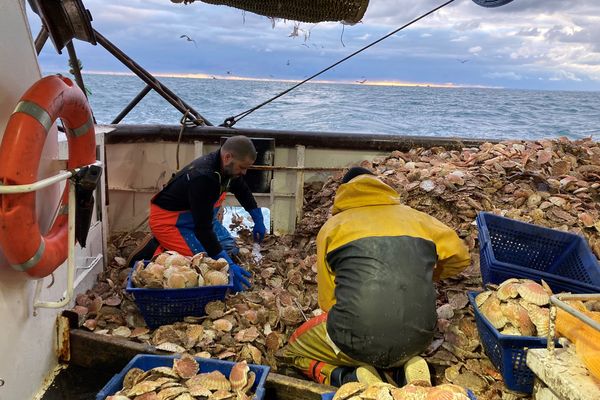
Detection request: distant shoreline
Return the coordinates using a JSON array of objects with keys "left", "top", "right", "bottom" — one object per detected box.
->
[{"left": 49, "top": 70, "right": 500, "bottom": 89}]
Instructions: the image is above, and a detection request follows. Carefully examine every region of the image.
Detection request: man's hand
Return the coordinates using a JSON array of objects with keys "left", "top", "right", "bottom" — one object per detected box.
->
[
  {"left": 249, "top": 208, "right": 266, "bottom": 243},
  {"left": 214, "top": 250, "right": 251, "bottom": 292}
]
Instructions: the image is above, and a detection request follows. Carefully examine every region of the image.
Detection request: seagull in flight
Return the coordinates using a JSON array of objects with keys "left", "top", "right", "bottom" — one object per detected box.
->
[
  {"left": 457, "top": 59, "right": 469, "bottom": 64},
  {"left": 180, "top": 34, "right": 197, "bottom": 47},
  {"left": 286, "top": 60, "right": 291, "bottom": 66}
]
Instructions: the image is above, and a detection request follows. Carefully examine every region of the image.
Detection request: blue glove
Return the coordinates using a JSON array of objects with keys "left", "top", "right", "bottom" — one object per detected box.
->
[
  {"left": 214, "top": 250, "right": 251, "bottom": 292},
  {"left": 249, "top": 208, "right": 266, "bottom": 243}
]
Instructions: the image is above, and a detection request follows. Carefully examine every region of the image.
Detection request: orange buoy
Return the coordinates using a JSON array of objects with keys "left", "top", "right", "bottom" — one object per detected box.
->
[{"left": 0, "top": 75, "right": 96, "bottom": 278}]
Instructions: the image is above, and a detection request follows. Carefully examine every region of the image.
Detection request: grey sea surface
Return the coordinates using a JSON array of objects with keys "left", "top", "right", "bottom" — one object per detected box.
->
[{"left": 78, "top": 73, "right": 600, "bottom": 141}]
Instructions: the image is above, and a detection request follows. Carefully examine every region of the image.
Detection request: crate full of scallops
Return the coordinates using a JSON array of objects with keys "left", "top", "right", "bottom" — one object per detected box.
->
[
  {"left": 468, "top": 278, "right": 559, "bottom": 394},
  {"left": 96, "top": 354, "right": 269, "bottom": 400},
  {"left": 127, "top": 251, "right": 234, "bottom": 328}
]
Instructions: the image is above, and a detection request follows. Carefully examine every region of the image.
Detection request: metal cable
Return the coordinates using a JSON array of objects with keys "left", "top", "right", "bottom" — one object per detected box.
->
[{"left": 221, "top": 0, "right": 456, "bottom": 127}]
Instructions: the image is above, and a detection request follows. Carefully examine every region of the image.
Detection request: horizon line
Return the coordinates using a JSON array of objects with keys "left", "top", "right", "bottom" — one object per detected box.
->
[{"left": 53, "top": 69, "right": 502, "bottom": 89}]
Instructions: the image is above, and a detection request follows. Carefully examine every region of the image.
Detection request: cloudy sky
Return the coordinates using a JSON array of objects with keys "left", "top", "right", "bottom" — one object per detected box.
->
[{"left": 30, "top": 0, "right": 600, "bottom": 91}]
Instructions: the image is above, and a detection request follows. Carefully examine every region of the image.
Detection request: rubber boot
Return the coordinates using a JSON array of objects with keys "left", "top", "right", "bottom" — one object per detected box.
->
[
  {"left": 329, "top": 366, "right": 357, "bottom": 387},
  {"left": 403, "top": 356, "right": 431, "bottom": 387},
  {"left": 356, "top": 365, "right": 383, "bottom": 385},
  {"left": 126, "top": 234, "right": 160, "bottom": 268}
]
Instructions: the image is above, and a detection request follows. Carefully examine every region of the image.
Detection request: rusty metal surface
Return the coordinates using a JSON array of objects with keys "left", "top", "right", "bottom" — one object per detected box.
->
[{"left": 56, "top": 316, "right": 70, "bottom": 363}]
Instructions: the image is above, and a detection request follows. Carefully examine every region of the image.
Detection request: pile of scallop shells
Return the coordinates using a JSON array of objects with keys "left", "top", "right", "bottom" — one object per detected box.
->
[
  {"left": 107, "top": 354, "right": 256, "bottom": 400},
  {"left": 298, "top": 138, "right": 600, "bottom": 262},
  {"left": 331, "top": 381, "right": 472, "bottom": 400},
  {"left": 131, "top": 251, "right": 230, "bottom": 289},
  {"left": 475, "top": 279, "right": 552, "bottom": 337},
  {"left": 77, "top": 137, "right": 600, "bottom": 400}
]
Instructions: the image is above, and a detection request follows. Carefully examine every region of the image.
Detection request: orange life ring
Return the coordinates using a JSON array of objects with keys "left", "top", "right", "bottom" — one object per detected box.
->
[{"left": 0, "top": 75, "right": 96, "bottom": 278}]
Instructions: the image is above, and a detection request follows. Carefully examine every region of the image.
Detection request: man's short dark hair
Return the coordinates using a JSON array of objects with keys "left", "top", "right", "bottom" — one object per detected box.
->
[
  {"left": 342, "top": 167, "right": 374, "bottom": 184},
  {"left": 222, "top": 136, "right": 257, "bottom": 161}
]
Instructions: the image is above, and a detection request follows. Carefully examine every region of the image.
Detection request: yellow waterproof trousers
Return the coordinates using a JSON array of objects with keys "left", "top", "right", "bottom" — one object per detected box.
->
[{"left": 283, "top": 313, "right": 365, "bottom": 385}]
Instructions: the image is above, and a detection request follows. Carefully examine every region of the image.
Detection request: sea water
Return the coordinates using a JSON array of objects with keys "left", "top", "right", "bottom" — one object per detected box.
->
[{"left": 77, "top": 72, "right": 600, "bottom": 141}]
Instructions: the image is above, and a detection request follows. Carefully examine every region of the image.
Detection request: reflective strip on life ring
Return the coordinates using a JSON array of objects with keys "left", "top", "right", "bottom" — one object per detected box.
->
[{"left": 0, "top": 75, "right": 96, "bottom": 278}]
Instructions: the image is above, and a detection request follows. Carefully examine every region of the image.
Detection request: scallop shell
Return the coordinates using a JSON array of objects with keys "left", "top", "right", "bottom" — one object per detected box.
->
[
  {"left": 172, "top": 267, "right": 198, "bottom": 287},
  {"left": 131, "top": 392, "right": 159, "bottom": 400},
  {"left": 333, "top": 382, "right": 366, "bottom": 400},
  {"left": 425, "top": 384, "right": 470, "bottom": 400},
  {"left": 165, "top": 254, "right": 190, "bottom": 268},
  {"left": 148, "top": 367, "right": 180, "bottom": 379},
  {"left": 390, "top": 384, "right": 428, "bottom": 400},
  {"left": 517, "top": 280, "right": 550, "bottom": 306},
  {"left": 360, "top": 385, "right": 392, "bottom": 400},
  {"left": 479, "top": 295, "right": 508, "bottom": 329},
  {"left": 112, "top": 326, "right": 132, "bottom": 338},
  {"left": 156, "top": 342, "right": 187, "bottom": 353},
  {"left": 475, "top": 291, "right": 492, "bottom": 308},
  {"left": 128, "top": 380, "right": 163, "bottom": 396},
  {"left": 155, "top": 251, "right": 178, "bottom": 265},
  {"left": 540, "top": 279, "right": 553, "bottom": 296},
  {"left": 500, "top": 324, "right": 522, "bottom": 336},
  {"left": 213, "top": 319, "right": 234, "bottom": 332},
  {"left": 229, "top": 360, "right": 250, "bottom": 391},
  {"left": 171, "top": 393, "right": 194, "bottom": 400},
  {"left": 156, "top": 386, "right": 187, "bottom": 400},
  {"left": 196, "top": 370, "right": 231, "bottom": 391},
  {"left": 522, "top": 303, "right": 550, "bottom": 337},
  {"left": 187, "top": 385, "right": 212, "bottom": 397},
  {"left": 186, "top": 324, "right": 204, "bottom": 343},
  {"left": 123, "top": 367, "right": 144, "bottom": 390},
  {"left": 197, "top": 263, "right": 210, "bottom": 277},
  {"left": 496, "top": 279, "right": 520, "bottom": 301},
  {"left": 191, "top": 252, "right": 206, "bottom": 266},
  {"left": 242, "top": 371, "right": 256, "bottom": 394},
  {"left": 425, "top": 387, "right": 454, "bottom": 400},
  {"left": 210, "top": 390, "right": 235, "bottom": 400},
  {"left": 501, "top": 301, "right": 535, "bottom": 336},
  {"left": 204, "top": 270, "right": 229, "bottom": 286},
  {"left": 173, "top": 354, "right": 199, "bottom": 379},
  {"left": 209, "top": 258, "right": 229, "bottom": 270},
  {"left": 165, "top": 272, "right": 187, "bottom": 289}
]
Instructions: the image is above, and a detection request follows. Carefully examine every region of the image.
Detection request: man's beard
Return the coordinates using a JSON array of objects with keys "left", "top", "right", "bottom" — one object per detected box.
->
[{"left": 222, "top": 162, "right": 236, "bottom": 178}]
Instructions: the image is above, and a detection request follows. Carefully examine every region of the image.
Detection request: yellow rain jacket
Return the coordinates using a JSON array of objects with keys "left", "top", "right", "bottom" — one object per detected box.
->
[{"left": 316, "top": 174, "right": 470, "bottom": 367}]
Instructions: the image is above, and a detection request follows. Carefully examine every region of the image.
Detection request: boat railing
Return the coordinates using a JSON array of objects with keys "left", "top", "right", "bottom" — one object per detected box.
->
[{"left": 0, "top": 160, "right": 103, "bottom": 313}]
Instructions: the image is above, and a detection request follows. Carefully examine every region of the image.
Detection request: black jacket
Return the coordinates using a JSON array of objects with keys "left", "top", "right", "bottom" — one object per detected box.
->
[{"left": 152, "top": 150, "right": 257, "bottom": 256}]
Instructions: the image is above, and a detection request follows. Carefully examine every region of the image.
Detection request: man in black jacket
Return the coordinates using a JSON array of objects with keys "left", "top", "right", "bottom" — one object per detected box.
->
[{"left": 128, "top": 136, "right": 266, "bottom": 292}]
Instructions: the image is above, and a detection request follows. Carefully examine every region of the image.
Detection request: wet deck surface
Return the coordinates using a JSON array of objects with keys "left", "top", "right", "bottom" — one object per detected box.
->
[{"left": 41, "top": 365, "right": 115, "bottom": 400}]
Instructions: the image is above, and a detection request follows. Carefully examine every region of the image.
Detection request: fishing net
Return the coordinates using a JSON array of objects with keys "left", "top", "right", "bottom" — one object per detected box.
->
[{"left": 173, "top": 0, "right": 370, "bottom": 24}]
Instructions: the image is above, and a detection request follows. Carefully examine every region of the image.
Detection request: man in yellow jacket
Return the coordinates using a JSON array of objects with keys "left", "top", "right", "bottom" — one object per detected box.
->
[{"left": 283, "top": 167, "right": 471, "bottom": 387}]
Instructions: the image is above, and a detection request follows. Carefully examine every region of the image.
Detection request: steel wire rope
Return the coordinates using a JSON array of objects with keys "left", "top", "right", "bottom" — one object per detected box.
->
[{"left": 220, "top": 0, "right": 456, "bottom": 128}]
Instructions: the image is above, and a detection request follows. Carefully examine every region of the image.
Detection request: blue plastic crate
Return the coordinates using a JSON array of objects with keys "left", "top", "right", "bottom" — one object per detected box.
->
[
  {"left": 96, "top": 354, "right": 270, "bottom": 400},
  {"left": 126, "top": 264, "right": 233, "bottom": 329},
  {"left": 321, "top": 388, "right": 477, "bottom": 399},
  {"left": 477, "top": 212, "right": 600, "bottom": 294},
  {"left": 468, "top": 291, "right": 560, "bottom": 394}
]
